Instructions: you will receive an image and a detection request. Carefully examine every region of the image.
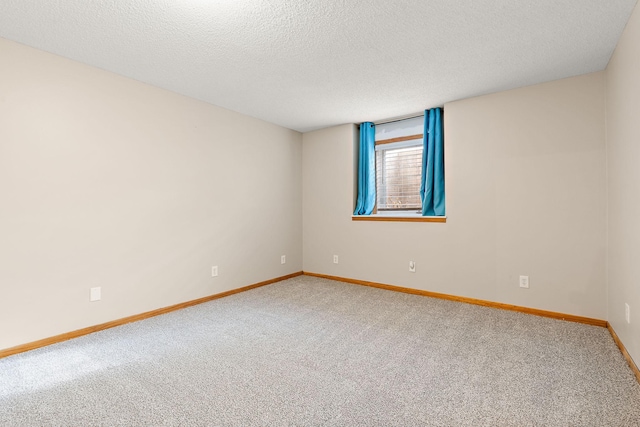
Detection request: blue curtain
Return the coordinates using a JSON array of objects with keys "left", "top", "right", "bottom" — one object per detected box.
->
[
  {"left": 353, "top": 122, "right": 376, "bottom": 215},
  {"left": 420, "top": 108, "right": 445, "bottom": 216}
]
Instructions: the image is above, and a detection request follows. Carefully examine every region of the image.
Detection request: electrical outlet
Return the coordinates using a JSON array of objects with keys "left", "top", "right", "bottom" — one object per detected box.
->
[
  {"left": 519, "top": 276, "right": 529, "bottom": 288},
  {"left": 409, "top": 261, "right": 416, "bottom": 273},
  {"left": 281, "top": 255, "right": 286, "bottom": 264},
  {"left": 625, "top": 303, "right": 630, "bottom": 324},
  {"left": 211, "top": 266, "right": 218, "bottom": 277},
  {"left": 333, "top": 255, "right": 339, "bottom": 264},
  {"left": 90, "top": 287, "right": 101, "bottom": 302}
]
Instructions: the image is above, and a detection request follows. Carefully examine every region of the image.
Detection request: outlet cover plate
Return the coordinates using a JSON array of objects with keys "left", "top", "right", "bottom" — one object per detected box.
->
[{"left": 519, "top": 276, "right": 529, "bottom": 288}]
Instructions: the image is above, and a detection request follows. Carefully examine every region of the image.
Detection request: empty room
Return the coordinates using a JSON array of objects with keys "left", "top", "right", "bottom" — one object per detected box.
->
[{"left": 1, "top": 1, "right": 640, "bottom": 425}]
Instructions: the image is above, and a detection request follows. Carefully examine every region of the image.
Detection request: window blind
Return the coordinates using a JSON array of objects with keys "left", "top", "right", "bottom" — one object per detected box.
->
[{"left": 375, "top": 142, "right": 423, "bottom": 210}]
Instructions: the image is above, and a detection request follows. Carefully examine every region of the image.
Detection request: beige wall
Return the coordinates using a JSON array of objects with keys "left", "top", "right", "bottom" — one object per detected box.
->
[
  {"left": 303, "top": 72, "right": 607, "bottom": 319},
  {"left": 0, "top": 38, "right": 302, "bottom": 350},
  {"left": 3, "top": 27, "right": 629, "bottom": 358},
  {"left": 606, "top": 3, "right": 640, "bottom": 365}
]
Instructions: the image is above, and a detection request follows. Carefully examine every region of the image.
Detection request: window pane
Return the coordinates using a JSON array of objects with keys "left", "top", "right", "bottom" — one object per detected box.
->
[{"left": 376, "top": 146, "right": 422, "bottom": 210}]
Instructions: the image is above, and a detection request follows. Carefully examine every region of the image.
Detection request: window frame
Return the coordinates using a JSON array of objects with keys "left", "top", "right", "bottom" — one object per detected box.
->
[
  {"left": 351, "top": 124, "right": 446, "bottom": 223},
  {"left": 374, "top": 134, "right": 424, "bottom": 213}
]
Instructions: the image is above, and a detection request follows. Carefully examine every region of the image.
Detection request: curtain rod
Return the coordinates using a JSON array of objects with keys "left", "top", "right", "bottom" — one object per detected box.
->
[
  {"left": 370, "top": 106, "right": 444, "bottom": 126},
  {"left": 357, "top": 107, "right": 444, "bottom": 127},
  {"left": 357, "top": 114, "right": 424, "bottom": 127}
]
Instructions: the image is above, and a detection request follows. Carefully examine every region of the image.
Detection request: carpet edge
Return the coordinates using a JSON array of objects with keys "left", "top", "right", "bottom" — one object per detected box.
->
[
  {"left": 0, "top": 271, "right": 303, "bottom": 359},
  {"left": 607, "top": 323, "right": 640, "bottom": 384},
  {"left": 302, "top": 272, "right": 607, "bottom": 327}
]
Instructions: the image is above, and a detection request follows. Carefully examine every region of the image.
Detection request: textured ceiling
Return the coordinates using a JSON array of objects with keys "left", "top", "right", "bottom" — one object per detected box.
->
[{"left": 0, "top": 1, "right": 637, "bottom": 132}]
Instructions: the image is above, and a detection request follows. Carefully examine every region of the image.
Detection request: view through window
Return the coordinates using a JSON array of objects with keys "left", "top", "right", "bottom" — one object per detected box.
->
[{"left": 375, "top": 140, "right": 422, "bottom": 210}]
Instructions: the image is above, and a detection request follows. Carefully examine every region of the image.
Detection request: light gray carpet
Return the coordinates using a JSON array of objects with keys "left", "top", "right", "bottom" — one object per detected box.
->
[{"left": 1, "top": 276, "right": 639, "bottom": 426}]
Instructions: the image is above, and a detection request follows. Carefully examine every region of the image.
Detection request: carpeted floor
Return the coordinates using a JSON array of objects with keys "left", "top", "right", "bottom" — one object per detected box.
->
[{"left": 1, "top": 275, "right": 639, "bottom": 426}]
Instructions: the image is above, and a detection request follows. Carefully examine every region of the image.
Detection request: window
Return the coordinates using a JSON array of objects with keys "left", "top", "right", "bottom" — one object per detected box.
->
[
  {"left": 353, "top": 110, "right": 445, "bottom": 222},
  {"left": 374, "top": 116, "right": 424, "bottom": 214},
  {"left": 375, "top": 137, "right": 423, "bottom": 211}
]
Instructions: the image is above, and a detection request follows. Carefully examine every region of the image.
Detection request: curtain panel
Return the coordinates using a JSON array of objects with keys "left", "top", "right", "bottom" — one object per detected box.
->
[
  {"left": 420, "top": 108, "right": 445, "bottom": 216},
  {"left": 353, "top": 122, "right": 376, "bottom": 215}
]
